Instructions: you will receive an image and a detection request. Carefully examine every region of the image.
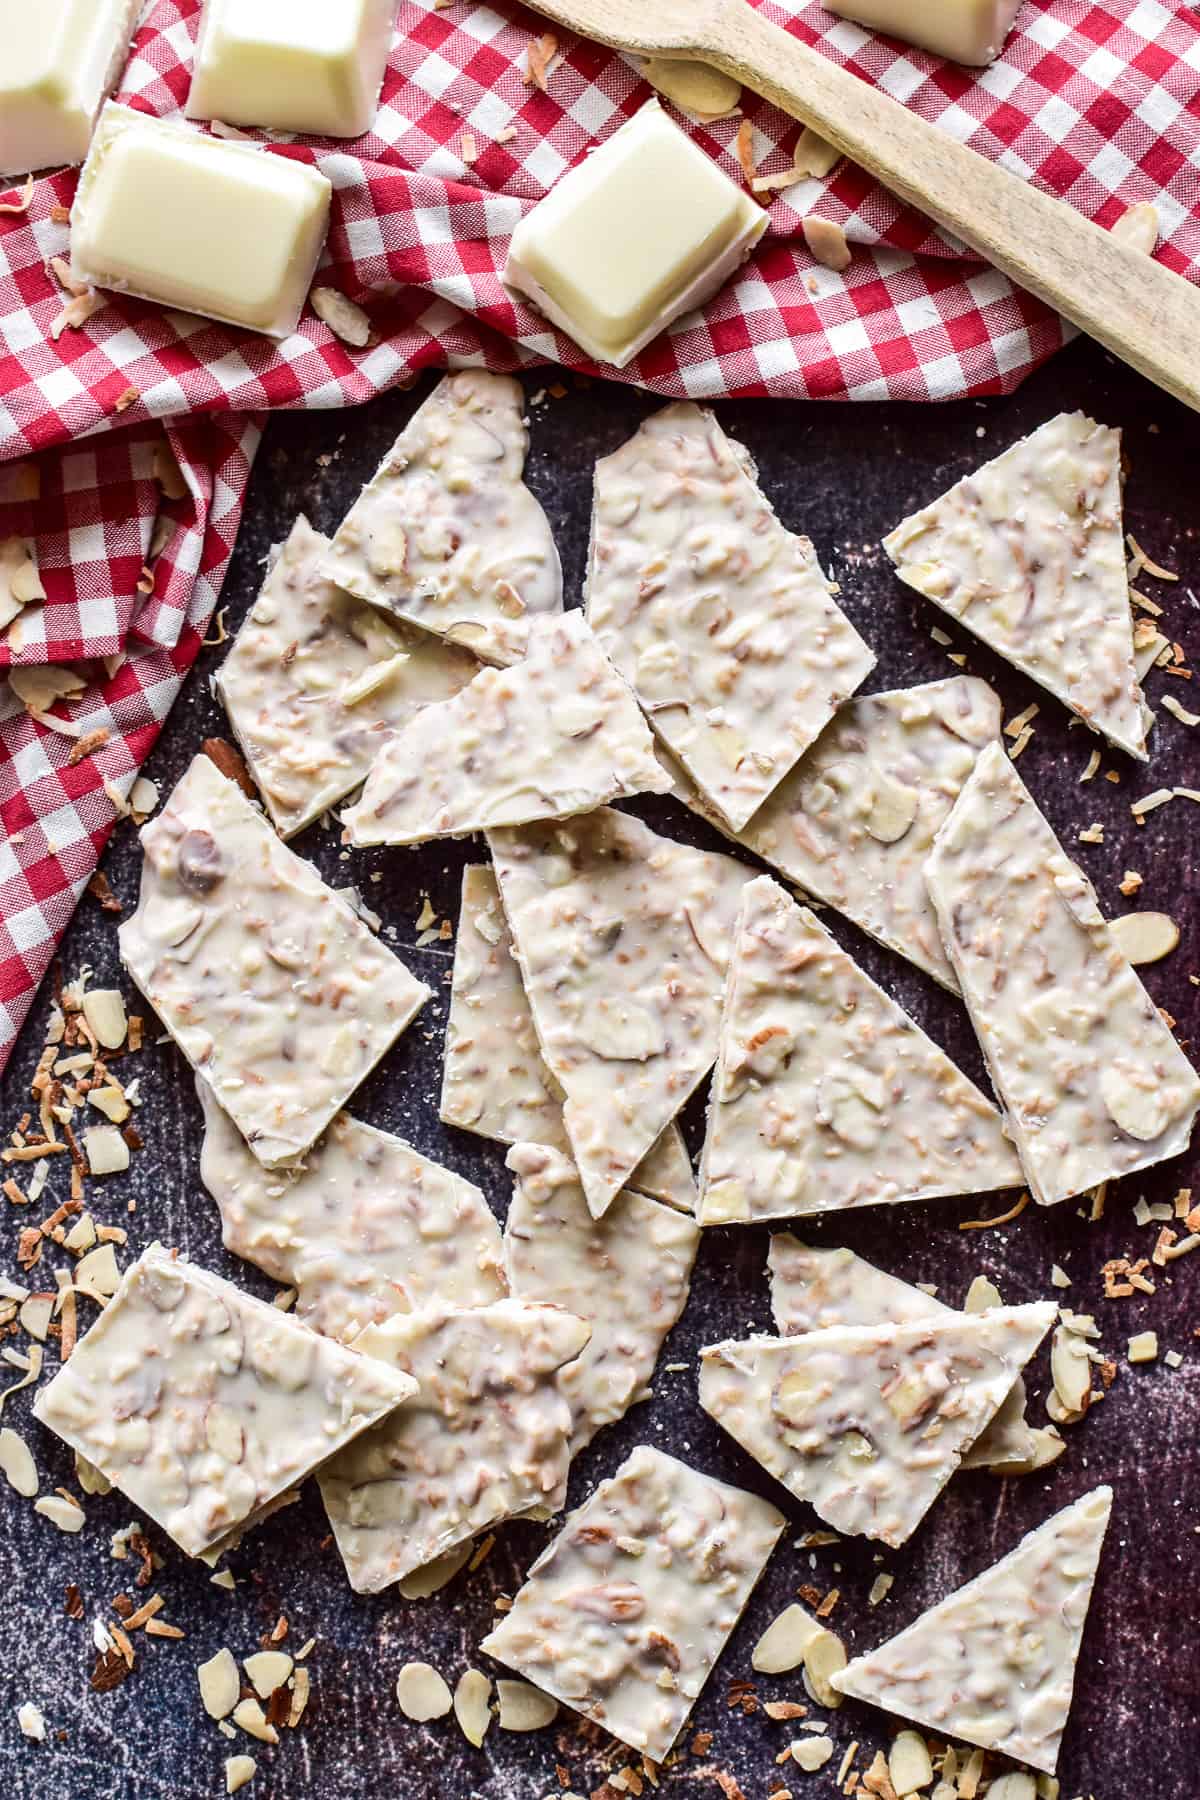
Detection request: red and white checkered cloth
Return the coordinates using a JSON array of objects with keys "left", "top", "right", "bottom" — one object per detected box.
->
[{"left": 2, "top": 0, "right": 1199, "bottom": 1071}]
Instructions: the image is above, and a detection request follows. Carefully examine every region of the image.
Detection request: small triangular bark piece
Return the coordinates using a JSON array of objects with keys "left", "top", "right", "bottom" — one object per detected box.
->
[
  {"left": 216, "top": 515, "right": 478, "bottom": 839},
  {"left": 321, "top": 371, "right": 563, "bottom": 665},
  {"left": 198, "top": 1080, "right": 507, "bottom": 1344},
  {"left": 884, "top": 413, "right": 1147, "bottom": 758},
  {"left": 343, "top": 611, "right": 668, "bottom": 845},
  {"left": 440, "top": 864, "right": 697, "bottom": 1212},
  {"left": 588, "top": 402, "right": 875, "bottom": 830},
  {"left": 925, "top": 741, "right": 1200, "bottom": 1204},
  {"left": 833, "top": 1487, "right": 1113, "bottom": 1774},
  {"left": 666, "top": 675, "right": 1002, "bottom": 991},
  {"left": 697, "top": 875, "right": 1022, "bottom": 1226},
  {"left": 318, "top": 1300, "right": 589, "bottom": 1593},
  {"left": 489, "top": 809, "right": 748, "bottom": 1218},
  {"left": 504, "top": 1142, "right": 699, "bottom": 1452},
  {"left": 698, "top": 1301, "right": 1056, "bottom": 1545}
]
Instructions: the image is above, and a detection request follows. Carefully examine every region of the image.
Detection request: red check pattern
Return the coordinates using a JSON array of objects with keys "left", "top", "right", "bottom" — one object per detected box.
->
[{"left": 1, "top": 0, "right": 1199, "bottom": 1071}]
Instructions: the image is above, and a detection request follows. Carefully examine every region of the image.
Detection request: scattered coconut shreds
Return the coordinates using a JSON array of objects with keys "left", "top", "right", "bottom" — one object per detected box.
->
[
  {"left": 735, "top": 119, "right": 757, "bottom": 187},
  {"left": 1119, "top": 869, "right": 1144, "bottom": 896},
  {"left": 495, "top": 1678, "right": 558, "bottom": 1732},
  {"left": 113, "top": 386, "right": 139, "bottom": 414},
  {"left": 10, "top": 663, "right": 85, "bottom": 714},
  {"left": 802, "top": 215, "right": 851, "bottom": 272},
  {"left": 16, "top": 1700, "right": 46, "bottom": 1741},
  {"left": 225, "top": 1756, "right": 257, "bottom": 1795},
  {"left": 0, "top": 175, "right": 34, "bottom": 214},
  {"left": 1078, "top": 823, "right": 1105, "bottom": 844},
  {"left": 309, "top": 287, "right": 371, "bottom": 348},
  {"left": 67, "top": 726, "right": 111, "bottom": 766},
  {"left": 153, "top": 439, "right": 188, "bottom": 501},
  {"left": 958, "top": 1192, "right": 1029, "bottom": 1231},
  {"left": 1009, "top": 723, "right": 1034, "bottom": 758},
  {"left": 1128, "top": 1330, "right": 1159, "bottom": 1364},
  {"left": 523, "top": 31, "right": 557, "bottom": 91},
  {"left": 396, "top": 1661, "right": 453, "bottom": 1722},
  {"left": 1162, "top": 693, "right": 1200, "bottom": 726},
  {"left": 51, "top": 252, "right": 86, "bottom": 292},
  {"left": 1127, "top": 534, "right": 1179, "bottom": 583},
  {"left": 1131, "top": 787, "right": 1176, "bottom": 816},
  {"left": 461, "top": 132, "right": 478, "bottom": 165},
  {"left": 1004, "top": 702, "right": 1040, "bottom": 738},
  {"left": 50, "top": 289, "right": 106, "bottom": 339}
]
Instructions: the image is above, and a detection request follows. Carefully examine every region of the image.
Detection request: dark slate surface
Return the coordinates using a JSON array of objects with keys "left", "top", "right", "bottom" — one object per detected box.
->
[{"left": 1, "top": 336, "right": 1197, "bottom": 1800}]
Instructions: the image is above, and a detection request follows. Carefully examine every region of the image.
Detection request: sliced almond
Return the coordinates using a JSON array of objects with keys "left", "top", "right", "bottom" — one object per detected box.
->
[
  {"left": 1111, "top": 202, "right": 1159, "bottom": 256},
  {"left": 864, "top": 770, "right": 919, "bottom": 843},
  {"left": 962, "top": 1274, "right": 1004, "bottom": 1313},
  {"left": 793, "top": 126, "right": 841, "bottom": 179},
  {"left": 9, "top": 663, "right": 84, "bottom": 713},
  {"left": 986, "top": 1776, "right": 1037, "bottom": 1800},
  {"left": 888, "top": 1728, "right": 933, "bottom": 1794},
  {"left": 0, "top": 1426, "right": 38, "bottom": 1497},
  {"left": 82, "top": 989, "right": 127, "bottom": 1050},
  {"left": 243, "top": 1650, "right": 293, "bottom": 1699},
  {"left": 19, "top": 1294, "right": 54, "bottom": 1340},
  {"left": 803, "top": 215, "right": 851, "bottom": 273},
  {"left": 1108, "top": 910, "right": 1179, "bottom": 966},
  {"left": 1050, "top": 1324, "right": 1092, "bottom": 1415},
  {"left": 495, "top": 1678, "right": 558, "bottom": 1731},
  {"left": 1099, "top": 1066, "right": 1175, "bottom": 1142},
  {"left": 198, "top": 1647, "right": 240, "bottom": 1720},
  {"left": 641, "top": 58, "right": 741, "bottom": 117},
  {"left": 395, "top": 1661, "right": 452, "bottom": 1722},
  {"left": 82, "top": 1125, "right": 130, "bottom": 1176},
  {"left": 231, "top": 1698, "right": 278, "bottom": 1744},
  {"left": 34, "top": 1493, "right": 85, "bottom": 1533},
  {"left": 75, "top": 1450, "right": 112, "bottom": 1496},
  {"left": 801, "top": 1626, "right": 846, "bottom": 1710},
  {"left": 396, "top": 1541, "right": 474, "bottom": 1598},
  {"left": 453, "top": 1668, "right": 492, "bottom": 1747},
  {"left": 310, "top": 287, "right": 371, "bottom": 348},
  {"left": 792, "top": 1735, "right": 834, "bottom": 1771},
  {"left": 75, "top": 1243, "right": 120, "bottom": 1299},
  {"left": 751, "top": 1602, "right": 823, "bottom": 1674},
  {"left": 130, "top": 777, "right": 159, "bottom": 821},
  {"left": 224, "top": 1755, "right": 257, "bottom": 1795},
  {"left": 341, "top": 653, "right": 410, "bottom": 707}
]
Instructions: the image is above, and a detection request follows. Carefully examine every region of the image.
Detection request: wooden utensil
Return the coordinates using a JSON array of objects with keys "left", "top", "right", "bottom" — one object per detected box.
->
[{"left": 525, "top": 0, "right": 1200, "bottom": 415}]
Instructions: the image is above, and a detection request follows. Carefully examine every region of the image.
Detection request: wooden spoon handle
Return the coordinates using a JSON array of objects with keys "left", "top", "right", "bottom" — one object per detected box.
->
[{"left": 700, "top": 0, "right": 1200, "bottom": 414}]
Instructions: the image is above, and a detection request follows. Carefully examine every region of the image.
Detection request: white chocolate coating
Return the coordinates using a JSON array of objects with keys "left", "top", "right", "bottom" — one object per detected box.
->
[
  {"left": 925, "top": 742, "right": 1200, "bottom": 1204},
  {"left": 667, "top": 676, "right": 1003, "bottom": 991},
  {"left": 488, "top": 808, "right": 749, "bottom": 1218},
  {"left": 318, "top": 1300, "right": 589, "bottom": 1593},
  {"left": 440, "top": 865, "right": 697, "bottom": 1212},
  {"left": 34, "top": 1243, "right": 417, "bottom": 1559},
  {"left": 697, "top": 876, "right": 1021, "bottom": 1226},
  {"left": 198, "top": 1081, "right": 506, "bottom": 1344},
  {"left": 885, "top": 414, "right": 1147, "bottom": 758},
  {"left": 699, "top": 1301, "right": 1056, "bottom": 1545},
  {"left": 320, "top": 372, "right": 563, "bottom": 665},
  {"left": 118, "top": 754, "right": 429, "bottom": 1168},
  {"left": 587, "top": 403, "right": 875, "bottom": 831},
  {"left": 186, "top": 0, "right": 396, "bottom": 140},
  {"left": 216, "top": 516, "right": 477, "bottom": 839},
  {"left": 480, "top": 1444, "right": 784, "bottom": 1761},
  {"left": 504, "top": 1143, "right": 699, "bottom": 1453},
  {"left": 343, "top": 611, "right": 669, "bottom": 846},
  {"left": 833, "top": 1487, "right": 1113, "bottom": 1774},
  {"left": 0, "top": 0, "right": 142, "bottom": 179},
  {"left": 826, "top": 0, "right": 1023, "bottom": 66}
]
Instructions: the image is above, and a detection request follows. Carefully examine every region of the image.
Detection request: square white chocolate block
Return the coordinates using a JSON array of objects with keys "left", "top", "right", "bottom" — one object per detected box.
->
[
  {"left": 826, "top": 0, "right": 1024, "bottom": 66},
  {"left": 0, "top": 0, "right": 141, "bottom": 179},
  {"left": 834, "top": 1488, "right": 1112, "bottom": 1775},
  {"left": 481, "top": 1445, "right": 785, "bottom": 1762},
  {"left": 118, "top": 753, "right": 429, "bottom": 1168},
  {"left": 505, "top": 97, "right": 766, "bottom": 369},
  {"left": 925, "top": 741, "right": 1200, "bottom": 1205},
  {"left": 70, "top": 103, "right": 332, "bottom": 338},
  {"left": 197, "top": 1081, "right": 507, "bottom": 1345},
  {"left": 34, "top": 1243, "right": 417, "bottom": 1560},
  {"left": 216, "top": 515, "right": 478, "bottom": 839},
  {"left": 318, "top": 1300, "right": 590, "bottom": 1593},
  {"left": 187, "top": 0, "right": 397, "bottom": 140}
]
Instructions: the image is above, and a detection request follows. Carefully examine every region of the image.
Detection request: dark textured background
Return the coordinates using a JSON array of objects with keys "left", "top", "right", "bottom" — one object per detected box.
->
[{"left": 1, "top": 336, "right": 1196, "bottom": 1800}]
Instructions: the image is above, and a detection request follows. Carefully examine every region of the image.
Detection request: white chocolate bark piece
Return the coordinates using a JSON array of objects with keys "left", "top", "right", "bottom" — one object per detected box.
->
[
  {"left": 588, "top": 404, "right": 875, "bottom": 832},
  {"left": 0, "top": 0, "right": 142, "bottom": 179},
  {"left": 118, "top": 754, "right": 429, "bottom": 1168},
  {"left": 186, "top": 0, "right": 396, "bottom": 140},
  {"left": 698, "top": 1301, "right": 1056, "bottom": 1546},
  {"left": 667, "top": 677, "right": 1002, "bottom": 991},
  {"left": 766, "top": 1236, "right": 1038, "bottom": 1474},
  {"left": 833, "top": 1486, "right": 1113, "bottom": 1774},
  {"left": 480, "top": 1444, "right": 784, "bottom": 1761},
  {"left": 698, "top": 876, "right": 1021, "bottom": 1227},
  {"left": 504, "top": 99, "right": 767, "bottom": 370},
  {"left": 70, "top": 104, "right": 332, "bottom": 339},
  {"left": 197, "top": 1080, "right": 506, "bottom": 1344},
  {"left": 504, "top": 1143, "right": 699, "bottom": 1452},
  {"left": 885, "top": 414, "right": 1148, "bottom": 759},
  {"left": 925, "top": 742, "right": 1200, "bottom": 1205},
  {"left": 826, "top": 0, "right": 1022, "bottom": 66},
  {"left": 317, "top": 1300, "right": 589, "bottom": 1593},
  {"left": 342, "top": 611, "right": 669, "bottom": 846},
  {"left": 489, "top": 808, "right": 749, "bottom": 1219},
  {"left": 216, "top": 516, "right": 477, "bottom": 839},
  {"left": 440, "top": 865, "right": 697, "bottom": 1212},
  {"left": 320, "top": 372, "right": 563, "bottom": 666},
  {"left": 33, "top": 1243, "right": 417, "bottom": 1560}
]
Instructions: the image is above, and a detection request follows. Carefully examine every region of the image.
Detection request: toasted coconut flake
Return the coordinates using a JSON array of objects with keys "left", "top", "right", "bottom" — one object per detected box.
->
[
  {"left": 524, "top": 31, "right": 557, "bottom": 90},
  {"left": 957, "top": 1192, "right": 1029, "bottom": 1231},
  {"left": 50, "top": 289, "right": 105, "bottom": 338},
  {"left": 0, "top": 175, "right": 34, "bottom": 214},
  {"left": 735, "top": 119, "right": 756, "bottom": 186},
  {"left": 496, "top": 1678, "right": 558, "bottom": 1731}
]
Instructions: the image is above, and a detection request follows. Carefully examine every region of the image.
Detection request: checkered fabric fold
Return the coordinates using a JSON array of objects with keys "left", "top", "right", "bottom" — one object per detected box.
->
[{"left": 1, "top": 0, "right": 1199, "bottom": 1072}]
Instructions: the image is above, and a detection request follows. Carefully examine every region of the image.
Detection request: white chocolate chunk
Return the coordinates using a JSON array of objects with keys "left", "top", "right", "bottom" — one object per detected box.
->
[
  {"left": 440, "top": 864, "right": 696, "bottom": 1212},
  {"left": 885, "top": 414, "right": 1148, "bottom": 758},
  {"left": 216, "top": 516, "right": 477, "bottom": 839},
  {"left": 504, "top": 99, "right": 766, "bottom": 370},
  {"left": 698, "top": 876, "right": 1021, "bottom": 1226},
  {"left": 667, "top": 677, "right": 1002, "bottom": 990},
  {"left": 321, "top": 372, "right": 563, "bottom": 665},
  {"left": 826, "top": 0, "right": 1022, "bottom": 65},
  {"left": 119, "top": 753, "right": 429, "bottom": 1168},
  {"left": 318, "top": 1300, "right": 589, "bottom": 1593},
  {"left": 699, "top": 1301, "right": 1056, "bottom": 1545},
  {"left": 198, "top": 1082, "right": 506, "bottom": 1344},
  {"left": 767, "top": 1237, "right": 1039, "bottom": 1474},
  {"left": 489, "top": 809, "right": 749, "bottom": 1218},
  {"left": 33, "top": 1243, "right": 417, "bottom": 1559},
  {"left": 481, "top": 1444, "right": 784, "bottom": 1761},
  {"left": 343, "top": 611, "right": 669, "bottom": 845},
  {"left": 833, "top": 1487, "right": 1113, "bottom": 1774},
  {"left": 504, "top": 1143, "right": 699, "bottom": 1452},
  {"left": 186, "top": 0, "right": 395, "bottom": 140},
  {"left": 925, "top": 742, "right": 1200, "bottom": 1205},
  {"left": 71, "top": 104, "right": 332, "bottom": 339},
  {"left": 0, "top": 0, "right": 142, "bottom": 180},
  {"left": 588, "top": 403, "right": 874, "bottom": 832}
]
